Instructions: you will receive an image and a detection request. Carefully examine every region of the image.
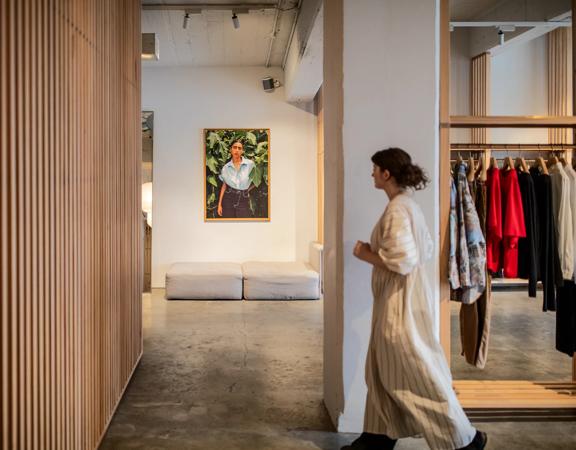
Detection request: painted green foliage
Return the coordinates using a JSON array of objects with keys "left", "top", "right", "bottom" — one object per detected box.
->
[{"left": 205, "top": 129, "right": 270, "bottom": 219}]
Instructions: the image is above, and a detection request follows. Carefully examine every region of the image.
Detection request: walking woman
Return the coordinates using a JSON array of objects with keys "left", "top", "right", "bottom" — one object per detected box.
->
[
  {"left": 217, "top": 140, "right": 255, "bottom": 218},
  {"left": 344, "top": 148, "right": 487, "bottom": 450}
]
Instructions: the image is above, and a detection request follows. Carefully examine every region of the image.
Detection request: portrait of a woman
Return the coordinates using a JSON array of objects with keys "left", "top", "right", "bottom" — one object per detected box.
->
[{"left": 217, "top": 140, "right": 255, "bottom": 218}]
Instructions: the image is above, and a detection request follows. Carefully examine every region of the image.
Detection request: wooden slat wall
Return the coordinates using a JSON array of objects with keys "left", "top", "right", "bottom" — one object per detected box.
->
[
  {"left": 0, "top": 1, "right": 143, "bottom": 449},
  {"left": 548, "top": 28, "right": 572, "bottom": 145},
  {"left": 471, "top": 53, "right": 491, "bottom": 146}
]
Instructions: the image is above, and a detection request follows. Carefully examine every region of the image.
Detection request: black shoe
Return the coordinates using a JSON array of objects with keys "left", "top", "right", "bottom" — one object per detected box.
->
[
  {"left": 456, "top": 431, "right": 488, "bottom": 450},
  {"left": 341, "top": 432, "right": 397, "bottom": 450}
]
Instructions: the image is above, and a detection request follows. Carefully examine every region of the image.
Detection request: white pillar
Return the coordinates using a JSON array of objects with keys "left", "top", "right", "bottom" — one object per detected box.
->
[{"left": 323, "top": 0, "right": 441, "bottom": 432}]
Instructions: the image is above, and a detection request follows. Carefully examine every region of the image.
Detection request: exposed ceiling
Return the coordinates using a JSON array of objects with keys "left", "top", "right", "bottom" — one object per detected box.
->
[{"left": 141, "top": 0, "right": 299, "bottom": 67}]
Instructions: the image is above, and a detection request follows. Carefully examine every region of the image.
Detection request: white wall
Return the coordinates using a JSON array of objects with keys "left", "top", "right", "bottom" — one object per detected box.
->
[
  {"left": 143, "top": 67, "right": 317, "bottom": 287},
  {"left": 335, "top": 0, "right": 440, "bottom": 432},
  {"left": 491, "top": 35, "right": 549, "bottom": 143},
  {"left": 449, "top": 32, "right": 554, "bottom": 144},
  {"left": 450, "top": 29, "right": 471, "bottom": 143},
  {"left": 284, "top": 4, "right": 323, "bottom": 102}
]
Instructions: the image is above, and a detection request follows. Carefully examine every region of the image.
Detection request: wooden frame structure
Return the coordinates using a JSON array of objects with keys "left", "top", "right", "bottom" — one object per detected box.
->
[{"left": 440, "top": 0, "right": 576, "bottom": 410}]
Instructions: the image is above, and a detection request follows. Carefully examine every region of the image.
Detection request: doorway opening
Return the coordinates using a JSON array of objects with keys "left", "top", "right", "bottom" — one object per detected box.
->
[{"left": 440, "top": 0, "right": 576, "bottom": 414}]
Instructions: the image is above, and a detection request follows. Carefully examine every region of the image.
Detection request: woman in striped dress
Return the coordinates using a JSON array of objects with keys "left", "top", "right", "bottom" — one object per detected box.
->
[{"left": 344, "top": 148, "right": 487, "bottom": 450}]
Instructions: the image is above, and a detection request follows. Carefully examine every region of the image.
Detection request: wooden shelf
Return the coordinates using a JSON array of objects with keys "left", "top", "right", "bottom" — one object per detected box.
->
[
  {"left": 446, "top": 116, "right": 576, "bottom": 128},
  {"left": 455, "top": 380, "right": 576, "bottom": 409}
]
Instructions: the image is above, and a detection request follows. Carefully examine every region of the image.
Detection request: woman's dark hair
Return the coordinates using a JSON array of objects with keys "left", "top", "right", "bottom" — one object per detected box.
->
[{"left": 371, "top": 147, "right": 429, "bottom": 190}]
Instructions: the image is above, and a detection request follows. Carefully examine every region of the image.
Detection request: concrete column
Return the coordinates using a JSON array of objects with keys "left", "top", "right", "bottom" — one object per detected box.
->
[{"left": 323, "top": 0, "right": 441, "bottom": 433}]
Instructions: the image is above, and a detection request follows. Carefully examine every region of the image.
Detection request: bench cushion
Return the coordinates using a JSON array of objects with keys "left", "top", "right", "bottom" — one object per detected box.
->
[
  {"left": 165, "top": 262, "right": 243, "bottom": 300},
  {"left": 242, "top": 261, "right": 320, "bottom": 300}
]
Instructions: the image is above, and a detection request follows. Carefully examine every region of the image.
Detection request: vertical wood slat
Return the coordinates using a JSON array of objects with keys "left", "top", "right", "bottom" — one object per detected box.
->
[
  {"left": 0, "top": 1, "right": 143, "bottom": 449},
  {"left": 439, "top": 0, "right": 451, "bottom": 358},
  {"left": 471, "top": 52, "right": 491, "bottom": 177},
  {"left": 471, "top": 53, "right": 491, "bottom": 145},
  {"left": 548, "top": 28, "right": 571, "bottom": 145}
]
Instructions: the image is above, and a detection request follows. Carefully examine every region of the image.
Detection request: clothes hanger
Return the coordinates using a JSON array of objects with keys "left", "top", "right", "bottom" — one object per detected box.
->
[
  {"left": 456, "top": 151, "right": 463, "bottom": 165},
  {"left": 547, "top": 149, "right": 559, "bottom": 167},
  {"left": 558, "top": 150, "right": 568, "bottom": 167},
  {"left": 503, "top": 149, "right": 514, "bottom": 171},
  {"left": 515, "top": 157, "right": 529, "bottom": 173},
  {"left": 514, "top": 152, "right": 527, "bottom": 172},
  {"left": 531, "top": 148, "right": 541, "bottom": 169},
  {"left": 489, "top": 155, "right": 498, "bottom": 169},
  {"left": 481, "top": 153, "right": 488, "bottom": 181},
  {"left": 538, "top": 153, "right": 549, "bottom": 175},
  {"left": 514, "top": 149, "right": 529, "bottom": 173},
  {"left": 474, "top": 152, "right": 486, "bottom": 181},
  {"left": 467, "top": 154, "right": 476, "bottom": 182}
]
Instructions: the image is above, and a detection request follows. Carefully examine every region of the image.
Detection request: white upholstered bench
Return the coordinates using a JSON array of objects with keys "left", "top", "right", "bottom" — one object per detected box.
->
[
  {"left": 165, "top": 243, "right": 323, "bottom": 301},
  {"left": 242, "top": 261, "right": 320, "bottom": 300},
  {"left": 165, "top": 262, "right": 243, "bottom": 300}
]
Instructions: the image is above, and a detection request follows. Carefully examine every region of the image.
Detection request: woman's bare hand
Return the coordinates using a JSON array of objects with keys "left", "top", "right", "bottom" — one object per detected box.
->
[{"left": 353, "top": 241, "right": 372, "bottom": 260}]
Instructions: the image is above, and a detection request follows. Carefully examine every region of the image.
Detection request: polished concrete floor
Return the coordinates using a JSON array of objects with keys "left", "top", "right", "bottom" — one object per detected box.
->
[
  {"left": 100, "top": 289, "right": 576, "bottom": 449},
  {"left": 450, "top": 289, "right": 574, "bottom": 380}
]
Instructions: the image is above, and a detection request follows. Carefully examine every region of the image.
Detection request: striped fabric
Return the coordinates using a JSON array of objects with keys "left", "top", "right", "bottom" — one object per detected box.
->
[{"left": 365, "top": 193, "right": 476, "bottom": 449}]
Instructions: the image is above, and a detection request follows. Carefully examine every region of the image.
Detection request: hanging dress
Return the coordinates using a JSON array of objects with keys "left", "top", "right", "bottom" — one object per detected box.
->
[
  {"left": 555, "top": 165, "right": 576, "bottom": 356},
  {"left": 549, "top": 163, "right": 574, "bottom": 280},
  {"left": 500, "top": 168, "right": 526, "bottom": 278},
  {"left": 564, "top": 164, "right": 576, "bottom": 279},
  {"left": 460, "top": 178, "right": 492, "bottom": 368},
  {"left": 364, "top": 192, "right": 476, "bottom": 450},
  {"left": 517, "top": 170, "right": 539, "bottom": 297},
  {"left": 486, "top": 166, "right": 502, "bottom": 273},
  {"left": 530, "top": 168, "right": 561, "bottom": 311},
  {"left": 451, "top": 163, "right": 486, "bottom": 303}
]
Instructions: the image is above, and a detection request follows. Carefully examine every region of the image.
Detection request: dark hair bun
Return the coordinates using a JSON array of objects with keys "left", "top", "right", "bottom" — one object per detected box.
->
[
  {"left": 371, "top": 147, "right": 429, "bottom": 190},
  {"left": 396, "top": 163, "right": 429, "bottom": 190}
]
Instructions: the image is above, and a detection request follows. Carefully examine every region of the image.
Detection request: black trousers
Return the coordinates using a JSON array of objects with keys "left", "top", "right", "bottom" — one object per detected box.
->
[
  {"left": 556, "top": 280, "right": 576, "bottom": 357},
  {"left": 222, "top": 187, "right": 252, "bottom": 218}
]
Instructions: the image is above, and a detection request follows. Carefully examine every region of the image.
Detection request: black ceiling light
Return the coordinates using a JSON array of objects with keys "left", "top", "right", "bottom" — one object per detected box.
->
[
  {"left": 232, "top": 13, "right": 240, "bottom": 29},
  {"left": 183, "top": 12, "right": 190, "bottom": 29}
]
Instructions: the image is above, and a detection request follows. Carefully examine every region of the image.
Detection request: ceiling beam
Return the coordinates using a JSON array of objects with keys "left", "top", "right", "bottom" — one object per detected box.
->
[
  {"left": 451, "top": 21, "right": 571, "bottom": 28},
  {"left": 142, "top": 3, "right": 278, "bottom": 11},
  {"left": 488, "top": 11, "right": 571, "bottom": 57}
]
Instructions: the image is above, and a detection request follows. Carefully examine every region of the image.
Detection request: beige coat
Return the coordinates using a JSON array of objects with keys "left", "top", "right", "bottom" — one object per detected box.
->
[{"left": 364, "top": 193, "right": 475, "bottom": 449}]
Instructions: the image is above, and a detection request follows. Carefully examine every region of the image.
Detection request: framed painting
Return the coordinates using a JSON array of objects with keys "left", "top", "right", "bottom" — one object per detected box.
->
[{"left": 204, "top": 128, "right": 270, "bottom": 221}]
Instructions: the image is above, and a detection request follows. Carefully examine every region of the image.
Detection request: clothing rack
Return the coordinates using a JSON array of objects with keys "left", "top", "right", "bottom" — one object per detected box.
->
[
  {"left": 438, "top": 0, "right": 576, "bottom": 411},
  {"left": 450, "top": 143, "right": 576, "bottom": 151}
]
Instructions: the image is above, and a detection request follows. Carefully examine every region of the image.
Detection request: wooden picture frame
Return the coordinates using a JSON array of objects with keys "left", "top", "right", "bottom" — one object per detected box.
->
[{"left": 203, "top": 128, "right": 271, "bottom": 222}]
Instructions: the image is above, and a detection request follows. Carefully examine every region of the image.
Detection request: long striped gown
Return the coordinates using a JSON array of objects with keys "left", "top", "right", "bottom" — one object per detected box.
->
[{"left": 364, "top": 193, "right": 476, "bottom": 449}]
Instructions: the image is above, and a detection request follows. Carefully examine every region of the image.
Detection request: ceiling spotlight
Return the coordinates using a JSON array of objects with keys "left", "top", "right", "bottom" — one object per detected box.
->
[
  {"left": 497, "top": 29, "right": 504, "bottom": 45},
  {"left": 496, "top": 25, "right": 515, "bottom": 46},
  {"left": 183, "top": 12, "right": 190, "bottom": 29},
  {"left": 232, "top": 13, "right": 240, "bottom": 29}
]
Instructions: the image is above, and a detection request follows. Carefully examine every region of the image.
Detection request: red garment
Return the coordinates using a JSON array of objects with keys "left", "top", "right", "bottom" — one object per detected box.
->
[
  {"left": 486, "top": 167, "right": 502, "bottom": 273},
  {"left": 500, "top": 168, "right": 526, "bottom": 278}
]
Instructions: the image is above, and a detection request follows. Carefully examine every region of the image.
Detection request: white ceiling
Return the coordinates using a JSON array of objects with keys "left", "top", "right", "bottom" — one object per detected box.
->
[{"left": 141, "top": 0, "right": 299, "bottom": 67}]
